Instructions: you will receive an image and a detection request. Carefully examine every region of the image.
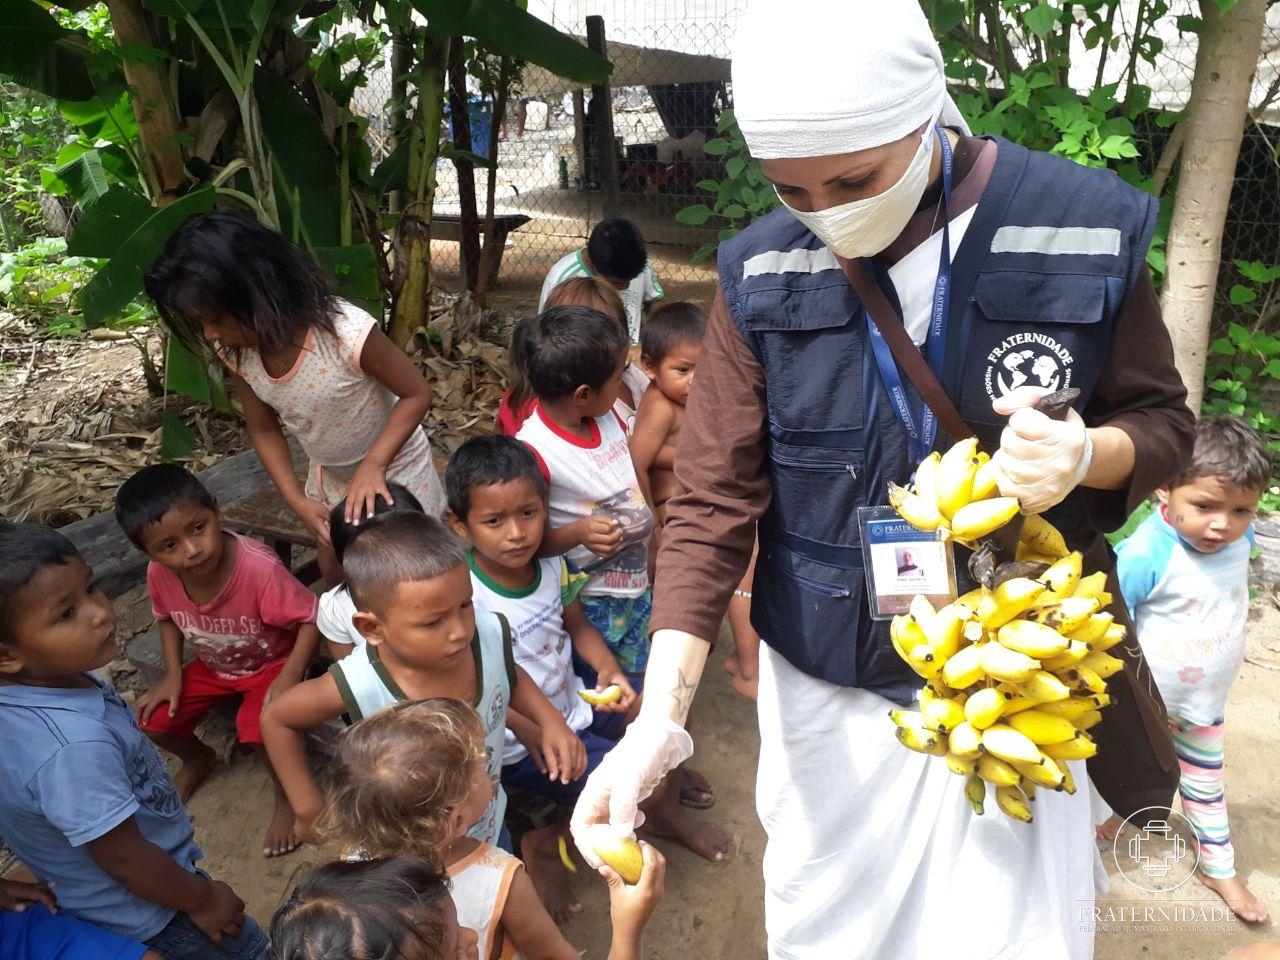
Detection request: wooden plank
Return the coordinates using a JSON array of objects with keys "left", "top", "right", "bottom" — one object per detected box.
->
[
  {"left": 431, "top": 213, "right": 531, "bottom": 243},
  {"left": 62, "top": 443, "right": 305, "bottom": 599}
]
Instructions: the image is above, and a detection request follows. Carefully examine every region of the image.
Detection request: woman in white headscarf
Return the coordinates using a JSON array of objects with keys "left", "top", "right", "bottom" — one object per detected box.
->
[{"left": 571, "top": 2, "right": 1194, "bottom": 957}]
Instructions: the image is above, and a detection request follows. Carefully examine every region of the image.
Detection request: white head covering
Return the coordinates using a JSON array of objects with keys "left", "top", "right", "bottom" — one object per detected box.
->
[{"left": 732, "top": 0, "right": 970, "bottom": 159}]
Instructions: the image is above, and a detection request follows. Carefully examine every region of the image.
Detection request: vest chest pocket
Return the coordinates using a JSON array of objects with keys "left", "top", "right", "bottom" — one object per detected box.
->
[
  {"left": 767, "top": 439, "right": 866, "bottom": 549},
  {"left": 740, "top": 285, "right": 865, "bottom": 433},
  {"left": 960, "top": 271, "right": 1115, "bottom": 427}
]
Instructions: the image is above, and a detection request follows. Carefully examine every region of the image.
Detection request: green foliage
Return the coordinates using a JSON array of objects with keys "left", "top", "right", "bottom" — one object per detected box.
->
[
  {"left": 1105, "top": 498, "right": 1155, "bottom": 547},
  {"left": 677, "top": 109, "right": 779, "bottom": 263},
  {"left": 0, "top": 84, "right": 74, "bottom": 243},
  {"left": 0, "top": 236, "right": 152, "bottom": 334},
  {"left": 1202, "top": 260, "right": 1280, "bottom": 511}
]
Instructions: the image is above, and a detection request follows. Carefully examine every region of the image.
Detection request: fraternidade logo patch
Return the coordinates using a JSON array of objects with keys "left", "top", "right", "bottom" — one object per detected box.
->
[{"left": 984, "top": 332, "right": 1074, "bottom": 400}]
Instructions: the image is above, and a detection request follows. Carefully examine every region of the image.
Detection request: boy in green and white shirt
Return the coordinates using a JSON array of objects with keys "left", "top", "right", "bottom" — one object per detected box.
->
[{"left": 538, "top": 217, "right": 663, "bottom": 344}]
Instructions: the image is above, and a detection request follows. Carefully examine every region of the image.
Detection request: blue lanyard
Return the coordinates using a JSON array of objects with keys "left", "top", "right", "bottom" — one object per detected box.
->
[{"left": 864, "top": 126, "right": 954, "bottom": 464}]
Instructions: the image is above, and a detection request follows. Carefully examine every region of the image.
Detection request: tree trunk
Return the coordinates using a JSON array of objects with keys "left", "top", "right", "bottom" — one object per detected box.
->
[
  {"left": 447, "top": 35, "right": 481, "bottom": 292},
  {"left": 103, "top": 0, "right": 187, "bottom": 200},
  {"left": 1159, "top": 0, "right": 1267, "bottom": 415},
  {"left": 389, "top": 32, "right": 448, "bottom": 349}
]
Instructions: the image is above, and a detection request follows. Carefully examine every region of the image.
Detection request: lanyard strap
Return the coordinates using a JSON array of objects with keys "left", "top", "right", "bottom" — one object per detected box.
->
[{"left": 864, "top": 126, "right": 954, "bottom": 463}]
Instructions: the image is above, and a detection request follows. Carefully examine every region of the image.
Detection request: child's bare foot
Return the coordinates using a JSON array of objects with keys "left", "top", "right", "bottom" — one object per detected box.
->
[
  {"left": 1095, "top": 815, "right": 1122, "bottom": 845},
  {"left": 521, "top": 826, "right": 582, "bottom": 925},
  {"left": 262, "top": 797, "right": 300, "bottom": 858},
  {"left": 642, "top": 804, "right": 731, "bottom": 863},
  {"left": 173, "top": 744, "right": 217, "bottom": 802},
  {"left": 680, "top": 766, "right": 715, "bottom": 809},
  {"left": 1198, "top": 871, "right": 1270, "bottom": 923}
]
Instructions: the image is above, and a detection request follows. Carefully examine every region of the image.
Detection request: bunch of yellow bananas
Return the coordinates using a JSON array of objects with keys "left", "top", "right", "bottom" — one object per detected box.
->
[{"left": 885, "top": 439, "right": 1125, "bottom": 824}]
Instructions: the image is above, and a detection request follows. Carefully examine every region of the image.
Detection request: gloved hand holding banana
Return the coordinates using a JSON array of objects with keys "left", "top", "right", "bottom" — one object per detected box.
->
[{"left": 884, "top": 419, "right": 1122, "bottom": 825}]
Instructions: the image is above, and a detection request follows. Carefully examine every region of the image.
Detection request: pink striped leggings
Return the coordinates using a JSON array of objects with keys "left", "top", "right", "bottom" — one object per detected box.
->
[{"left": 1171, "top": 718, "right": 1234, "bottom": 879}]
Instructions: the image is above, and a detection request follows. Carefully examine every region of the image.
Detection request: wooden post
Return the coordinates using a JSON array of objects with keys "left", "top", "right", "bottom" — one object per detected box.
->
[
  {"left": 585, "top": 15, "right": 619, "bottom": 217},
  {"left": 572, "top": 88, "right": 587, "bottom": 189}
]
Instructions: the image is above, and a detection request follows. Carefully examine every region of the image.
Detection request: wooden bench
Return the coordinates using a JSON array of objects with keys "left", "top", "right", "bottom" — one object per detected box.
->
[{"left": 432, "top": 213, "right": 532, "bottom": 287}]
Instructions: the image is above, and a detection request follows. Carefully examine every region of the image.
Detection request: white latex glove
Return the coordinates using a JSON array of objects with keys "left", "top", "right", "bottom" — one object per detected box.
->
[
  {"left": 570, "top": 714, "right": 693, "bottom": 867},
  {"left": 991, "top": 386, "right": 1093, "bottom": 515}
]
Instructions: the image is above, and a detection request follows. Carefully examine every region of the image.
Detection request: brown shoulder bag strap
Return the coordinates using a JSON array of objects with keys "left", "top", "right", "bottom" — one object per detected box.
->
[{"left": 839, "top": 257, "right": 975, "bottom": 442}]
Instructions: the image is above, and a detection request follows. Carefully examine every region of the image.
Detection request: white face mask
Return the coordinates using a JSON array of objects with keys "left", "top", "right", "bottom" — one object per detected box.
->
[{"left": 779, "top": 126, "right": 937, "bottom": 259}]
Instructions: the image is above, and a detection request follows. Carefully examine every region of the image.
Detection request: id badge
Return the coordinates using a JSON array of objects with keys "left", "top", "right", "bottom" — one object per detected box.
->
[{"left": 858, "top": 506, "right": 957, "bottom": 619}]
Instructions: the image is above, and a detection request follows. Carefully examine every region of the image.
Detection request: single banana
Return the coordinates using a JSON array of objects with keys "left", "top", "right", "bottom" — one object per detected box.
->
[
  {"left": 950, "top": 497, "right": 1021, "bottom": 542},
  {"left": 909, "top": 594, "right": 938, "bottom": 628},
  {"left": 906, "top": 644, "right": 944, "bottom": 680},
  {"left": 1035, "top": 695, "right": 1109, "bottom": 720},
  {"left": 948, "top": 721, "right": 984, "bottom": 759},
  {"left": 922, "top": 696, "right": 966, "bottom": 735},
  {"left": 976, "top": 753, "right": 1022, "bottom": 787},
  {"left": 1007, "top": 709, "right": 1079, "bottom": 745},
  {"left": 965, "top": 773, "right": 986, "bottom": 815},
  {"left": 976, "top": 577, "right": 1047, "bottom": 630},
  {"left": 942, "top": 642, "right": 986, "bottom": 689},
  {"left": 888, "top": 481, "right": 942, "bottom": 531},
  {"left": 995, "top": 784, "right": 1034, "bottom": 823},
  {"left": 1024, "top": 596, "right": 1100, "bottom": 635},
  {"left": 1072, "top": 571, "right": 1109, "bottom": 601},
  {"left": 1009, "top": 670, "right": 1072, "bottom": 703},
  {"left": 1093, "top": 623, "right": 1127, "bottom": 653},
  {"left": 946, "top": 752, "right": 977, "bottom": 777},
  {"left": 1073, "top": 709, "right": 1104, "bottom": 731},
  {"left": 557, "top": 835, "right": 579, "bottom": 873},
  {"left": 1000, "top": 693, "right": 1039, "bottom": 715},
  {"left": 1078, "top": 651, "right": 1124, "bottom": 679},
  {"left": 1040, "top": 639, "right": 1094, "bottom": 671},
  {"left": 1019, "top": 514, "right": 1069, "bottom": 560},
  {"left": 963, "top": 687, "right": 1007, "bottom": 730},
  {"left": 891, "top": 711, "right": 949, "bottom": 756},
  {"left": 953, "top": 587, "right": 986, "bottom": 621},
  {"left": 1041, "top": 732, "right": 1098, "bottom": 760},
  {"left": 997, "top": 619, "right": 1071, "bottom": 658},
  {"left": 912, "top": 452, "right": 942, "bottom": 514},
  {"left": 1048, "top": 756, "right": 1078, "bottom": 794},
  {"left": 924, "top": 604, "right": 965, "bottom": 659},
  {"left": 979, "top": 643, "right": 1041, "bottom": 683},
  {"left": 1066, "top": 613, "right": 1114, "bottom": 646},
  {"left": 970, "top": 454, "right": 1000, "bottom": 502},
  {"left": 937, "top": 438, "right": 981, "bottom": 520},
  {"left": 1021, "top": 779, "right": 1038, "bottom": 801},
  {"left": 1059, "top": 665, "right": 1107, "bottom": 695},
  {"left": 980, "top": 723, "right": 1045, "bottom": 765},
  {"left": 1015, "top": 758, "right": 1065, "bottom": 788},
  {"left": 1039, "top": 552, "right": 1084, "bottom": 597}
]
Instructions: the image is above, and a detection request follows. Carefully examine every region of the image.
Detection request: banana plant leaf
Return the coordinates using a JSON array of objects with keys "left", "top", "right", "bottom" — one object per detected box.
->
[
  {"left": 313, "top": 244, "right": 383, "bottom": 318},
  {"left": 66, "top": 186, "right": 154, "bottom": 258},
  {"left": 79, "top": 185, "right": 216, "bottom": 326},
  {"left": 410, "top": 0, "right": 611, "bottom": 84},
  {"left": 0, "top": 0, "right": 95, "bottom": 101}
]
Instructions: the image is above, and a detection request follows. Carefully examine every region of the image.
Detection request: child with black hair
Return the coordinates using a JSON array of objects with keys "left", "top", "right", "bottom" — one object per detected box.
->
[
  {"left": 144, "top": 212, "right": 445, "bottom": 585},
  {"left": 0, "top": 522, "right": 268, "bottom": 959},
  {"left": 628, "top": 301, "right": 707, "bottom": 524},
  {"left": 261, "top": 512, "right": 585, "bottom": 849},
  {"left": 114, "top": 463, "right": 320, "bottom": 858},
  {"left": 316, "top": 481, "right": 424, "bottom": 658},
  {"left": 537, "top": 218, "right": 664, "bottom": 344},
  {"left": 514, "top": 306, "right": 729, "bottom": 865},
  {"left": 445, "top": 435, "right": 636, "bottom": 922},
  {"left": 270, "top": 858, "right": 469, "bottom": 960},
  {"left": 304, "top": 699, "right": 665, "bottom": 960},
  {"left": 498, "top": 277, "right": 648, "bottom": 438}
]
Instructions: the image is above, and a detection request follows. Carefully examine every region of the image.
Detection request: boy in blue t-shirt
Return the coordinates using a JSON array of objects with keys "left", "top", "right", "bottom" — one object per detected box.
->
[
  {"left": 1113, "top": 416, "right": 1270, "bottom": 924},
  {"left": 0, "top": 523, "right": 268, "bottom": 959}
]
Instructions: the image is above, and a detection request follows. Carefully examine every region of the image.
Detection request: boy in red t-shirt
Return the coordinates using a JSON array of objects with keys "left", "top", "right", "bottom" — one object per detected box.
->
[{"left": 115, "top": 465, "right": 319, "bottom": 859}]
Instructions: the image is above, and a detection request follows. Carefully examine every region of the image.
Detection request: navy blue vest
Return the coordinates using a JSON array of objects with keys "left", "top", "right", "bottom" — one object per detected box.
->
[{"left": 720, "top": 138, "right": 1157, "bottom": 703}]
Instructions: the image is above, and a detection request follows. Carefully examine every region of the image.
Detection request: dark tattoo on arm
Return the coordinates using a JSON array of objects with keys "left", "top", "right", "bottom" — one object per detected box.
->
[{"left": 668, "top": 668, "right": 698, "bottom": 723}]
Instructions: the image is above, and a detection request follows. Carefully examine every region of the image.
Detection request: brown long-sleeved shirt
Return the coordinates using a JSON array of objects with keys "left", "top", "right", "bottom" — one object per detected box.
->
[{"left": 651, "top": 220, "right": 1195, "bottom": 648}]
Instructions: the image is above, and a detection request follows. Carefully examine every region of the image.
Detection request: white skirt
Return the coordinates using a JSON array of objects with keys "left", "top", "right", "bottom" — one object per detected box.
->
[{"left": 756, "top": 644, "right": 1099, "bottom": 960}]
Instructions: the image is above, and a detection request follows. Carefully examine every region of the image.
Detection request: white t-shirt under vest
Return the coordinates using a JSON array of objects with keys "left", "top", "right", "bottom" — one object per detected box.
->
[
  {"left": 467, "top": 553, "right": 593, "bottom": 764},
  {"left": 515, "top": 405, "right": 653, "bottom": 598},
  {"left": 327, "top": 610, "right": 515, "bottom": 846}
]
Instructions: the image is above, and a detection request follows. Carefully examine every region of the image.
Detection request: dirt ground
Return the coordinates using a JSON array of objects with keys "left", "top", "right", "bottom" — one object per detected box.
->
[{"left": 138, "top": 605, "right": 1280, "bottom": 960}]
